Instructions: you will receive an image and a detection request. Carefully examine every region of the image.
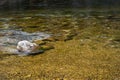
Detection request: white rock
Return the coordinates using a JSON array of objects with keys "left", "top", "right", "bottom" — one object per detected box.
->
[{"left": 17, "top": 40, "right": 38, "bottom": 54}]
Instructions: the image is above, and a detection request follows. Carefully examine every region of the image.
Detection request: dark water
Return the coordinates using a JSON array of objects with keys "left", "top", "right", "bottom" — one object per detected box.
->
[{"left": 0, "top": 0, "right": 120, "bottom": 10}]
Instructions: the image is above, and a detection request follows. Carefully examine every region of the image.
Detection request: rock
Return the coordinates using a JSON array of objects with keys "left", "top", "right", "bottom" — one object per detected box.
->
[
  {"left": 96, "top": 16, "right": 106, "bottom": 19},
  {"left": 62, "top": 29, "right": 71, "bottom": 33},
  {"left": 0, "top": 18, "right": 13, "bottom": 22},
  {"left": 17, "top": 40, "right": 39, "bottom": 54},
  {"left": 22, "top": 17, "right": 32, "bottom": 20},
  {"left": 33, "top": 40, "right": 46, "bottom": 45},
  {"left": 41, "top": 45, "right": 54, "bottom": 50},
  {"left": 24, "top": 74, "right": 32, "bottom": 78},
  {"left": 104, "top": 37, "right": 120, "bottom": 48},
  {"left": 42, "top": 37, "right": 56, "bottom": 42},
  {"left": 64, "top": 31, "right": 77, "bottom": 41}
]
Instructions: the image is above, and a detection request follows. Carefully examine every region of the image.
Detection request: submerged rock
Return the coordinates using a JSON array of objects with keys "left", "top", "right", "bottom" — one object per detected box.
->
[
  {"left": 104, "top": 37, "right": 120, "bottom": 48},
  {"left": 41, "top": 45, "right": 54, "bottom": 50},
  {"left": 33, "top": 40, "right": 46, "bottom": 45},
  {"left": 15, "top": 40, "right": 54, "bottom": 56},
  {"left": 17, "top": 40, "right": 38, "bottom": 54},
  {"left": 0, "top": 29, "right": 51, "bottom": 56}
]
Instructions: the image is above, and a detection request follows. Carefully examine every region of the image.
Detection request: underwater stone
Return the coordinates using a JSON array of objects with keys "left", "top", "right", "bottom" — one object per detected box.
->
[
  {"left": 17, "top": 40, "right": 38, "bottom": 54},
  {"left": 42, "top": 37, "right": 56, "bottom": 42},
  {"left": 33, "top": 40, "right": 46, "bottom": 45},
  {"left": 0, "top": 29, "right": 52, "bottom": 56},
  {"left": 41, "top": 45, "right": 54, "bottom": 50}
]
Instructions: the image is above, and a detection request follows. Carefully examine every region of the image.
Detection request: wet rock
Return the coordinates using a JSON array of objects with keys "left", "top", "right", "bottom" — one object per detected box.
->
[
  {"left": 24, "top": 74, "right": 32, "bottom": 78},
  {"left": 17, "top": 40, "right": 39, "bottom": 53},
  {"left": 62, "top": 29, "right": 71, "bottom": 33},
  {"left": 33, "top": 40, "right": 46, "bottom": 45},
  {"left": 41, "top": 45, "right": 54, "bottom": 50},
  {"left": 104, "top": 37, "right": 120, "bottom": 48},
  {"left": 42, "top": 37, "right": 56, "bottom": 42},
  {"left": 22, "top": 17, "right": 32, "bottom": 20},
  {"left": 53, "top": 34, "right": 73, "bottom": 41},
  {"left": 64, "top": 33, "right": 77, "bottom": 41},
  {"left": 95, "top": 16, "right": 106, "bottom": 19},
  {"left": 51, "top": 29, "right": 77, "bottom": 41},
  {"left": 63, "top": 30, "right": 77, "bottom": 41},
  {"left": 0, "top": 18, "right": 13, "bottom": 22}
]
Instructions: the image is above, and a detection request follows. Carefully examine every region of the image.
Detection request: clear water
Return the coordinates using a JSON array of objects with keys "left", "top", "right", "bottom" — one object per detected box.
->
[
  {"left": 0, "top": 8, "right": 120, "bottom": 53},
  {"left": 0, "top": 2, "right": 120, "bottom": 79},
  {"left": 0, "top": 29, "right": 50, "bottom": 45}
]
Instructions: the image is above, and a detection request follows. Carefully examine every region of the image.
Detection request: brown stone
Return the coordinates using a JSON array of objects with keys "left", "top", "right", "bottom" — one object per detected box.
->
[
  {"left": 42, "top": 37, "right": 56, "bottom": 42},
  {"left": 41, "top": 45, "right": 54, "bottom": 50},
  {"left": 33, "top": 40, "right": 46, "bottom": 45}
]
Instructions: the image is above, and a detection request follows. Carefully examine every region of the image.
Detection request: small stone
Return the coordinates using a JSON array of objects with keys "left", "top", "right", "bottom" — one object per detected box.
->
[
  {"left": 41, "top": 45, "right": 54, "bottom": 50},
  {"left": 24, "top": 74, "right": 32, "bottom": 78},
  {"left": 63, "top": 78, "right": 67, "bottom": 80},
  {"left": 22, "top": 17, "right": 32, "bottom": 20},
  {"left": 42, "top": 37, "right": 55, "bottom": 42},
  {"left": 17, "top": 40, "right": 39, "bottom": 54},
  {"left": 64, "top": 32, "right": 77, "bottom": 41},
  {"left": 97, "top": 16, "right": 106, "bottom": 19},
  {"left": 33, "top": 40, "right": 46, "bottom": 45},
  {"left": 62, "top": 29, "right": 71, "bottom": 33}
]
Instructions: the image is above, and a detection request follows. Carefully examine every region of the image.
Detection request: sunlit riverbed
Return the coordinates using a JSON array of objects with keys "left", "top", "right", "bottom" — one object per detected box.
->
[{"left": 0, "top": 8, "right": 120, "bottom": 79}]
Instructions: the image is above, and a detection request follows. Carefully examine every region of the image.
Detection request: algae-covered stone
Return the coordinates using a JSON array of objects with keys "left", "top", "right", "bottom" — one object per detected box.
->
[
  {"left": 42, "top": 37, "right": 56, "bottom": 42},
  {"left": 33, "top": 40, "right": 46, "bottom": 45},
  {"left": 105, "top": 36, "right": 120, "bottom": 48},
  {"left": 41, "top": 45, "right": 54, "bottom": 50},
  {"left": 22, "top": 17, "right": 32, "bottom": 20}
]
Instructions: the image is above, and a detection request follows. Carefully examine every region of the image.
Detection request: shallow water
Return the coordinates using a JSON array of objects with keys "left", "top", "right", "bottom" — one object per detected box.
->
[
  {"left": 0, "top": 29, "right": 50, "bottom": 53},
  {"left": 0, "top": 8, "right": 120, "bottom": 51},
  {"left": 0, "top": 8, "right": 120, "bottom": 79},
  {"left": 0, "top": 29, "right": 50, "bottom": 44}
]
